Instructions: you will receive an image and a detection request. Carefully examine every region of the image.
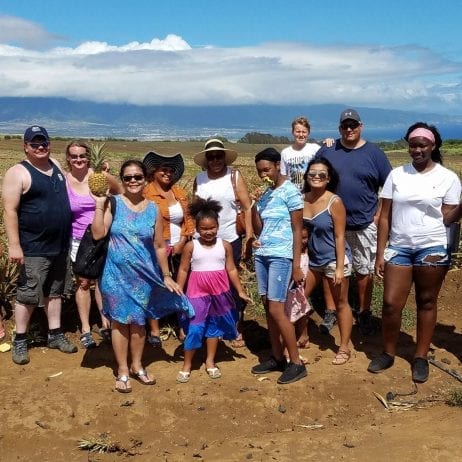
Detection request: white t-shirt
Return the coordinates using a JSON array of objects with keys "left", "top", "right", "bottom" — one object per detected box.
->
[
  {"left": 380, "top": 162, "right": 461, "bottom": 248},
  {"left": 195, "top": 167, "right": 239, "bottom": 242},
  {"left": 280, "top": 143, "right": 320, "bottom": 191},
  {"left": 168, "top": 201, "right": 183, "bottom": 246}
]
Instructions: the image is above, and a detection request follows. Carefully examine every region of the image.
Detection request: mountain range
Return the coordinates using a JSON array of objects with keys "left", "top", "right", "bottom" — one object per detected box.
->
[{"left": 1, "top": 97, "right": 461, "bottom": 141}]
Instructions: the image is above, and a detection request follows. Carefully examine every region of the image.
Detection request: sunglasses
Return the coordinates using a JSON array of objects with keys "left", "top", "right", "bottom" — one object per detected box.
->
[
  {"left": 28, "top": 142, "right": 49, "bottom": 149},
  {"left": 340, "top": 121, "right": 360, "bottom": 130},
  {"left": 122, "top": 174, "right": 145, "bottom": 182},
  {"left": 69, "top": 154, "right": 88, "bottom": 160},
  {"left": 307, "top": 171, "right": 328, "bottom": 180},
  {"left": 206, "top": 153, "right": 225, "bottom": 161}
]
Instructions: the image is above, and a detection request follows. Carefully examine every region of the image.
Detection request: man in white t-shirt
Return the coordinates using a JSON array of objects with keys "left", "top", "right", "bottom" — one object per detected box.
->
[{"left": 280, "top": 116, "right": 320, "bottom": 191}]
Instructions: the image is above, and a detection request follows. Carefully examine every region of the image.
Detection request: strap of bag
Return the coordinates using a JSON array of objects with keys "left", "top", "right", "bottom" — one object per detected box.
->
[
  {"left": 109, "top": 195, "right": 116, "bottom": 218},
  {"left": 230, "top": 169, "right": 242, "bottom": 212}
]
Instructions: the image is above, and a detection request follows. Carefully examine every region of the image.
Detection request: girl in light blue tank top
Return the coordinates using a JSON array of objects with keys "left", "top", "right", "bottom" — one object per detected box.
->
[{"left": 302, "top": 158, "right": 354, "bottom": 366}]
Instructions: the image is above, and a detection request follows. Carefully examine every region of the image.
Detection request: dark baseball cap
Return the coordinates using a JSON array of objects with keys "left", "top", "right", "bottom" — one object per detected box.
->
[
  {"left": 339, "top": 109, "right": 361, "bottom": 123},
  {"left": 24, "top": 125, "right": 50, "bottom": 142}
]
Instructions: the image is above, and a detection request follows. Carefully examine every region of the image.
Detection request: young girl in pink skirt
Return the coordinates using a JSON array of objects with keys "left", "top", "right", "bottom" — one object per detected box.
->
[{"left": 176, "top": 197, "right": 251, "bottom": 383}]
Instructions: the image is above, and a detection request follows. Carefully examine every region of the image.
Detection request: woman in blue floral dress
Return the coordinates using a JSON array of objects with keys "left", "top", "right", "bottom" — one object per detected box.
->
[{"left": 92, "top": 160, "right": 193, "bottom": 393}]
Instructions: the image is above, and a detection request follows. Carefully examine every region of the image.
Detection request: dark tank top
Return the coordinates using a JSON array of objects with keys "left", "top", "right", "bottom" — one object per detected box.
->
[{"left": 18, "top": 160, "right": 72, "bottom": 256}]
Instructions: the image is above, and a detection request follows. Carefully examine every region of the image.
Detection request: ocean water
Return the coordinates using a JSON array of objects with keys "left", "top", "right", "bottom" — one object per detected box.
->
[{"left": 0, "top": 121, "right": 461, "bottom": 142}]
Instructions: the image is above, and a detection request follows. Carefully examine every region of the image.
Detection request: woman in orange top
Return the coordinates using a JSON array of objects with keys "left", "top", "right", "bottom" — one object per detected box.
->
[{"left": 143, "top": 151, "right": 194, "bottom": 346}]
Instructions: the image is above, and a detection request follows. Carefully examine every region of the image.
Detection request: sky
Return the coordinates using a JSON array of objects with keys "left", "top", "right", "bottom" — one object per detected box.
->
[{"left": 0, "top": 0, "right": 462, "bottom": 115}]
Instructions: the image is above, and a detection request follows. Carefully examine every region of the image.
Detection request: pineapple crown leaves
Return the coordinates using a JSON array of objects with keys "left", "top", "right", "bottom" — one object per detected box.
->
[{"left": 89, "top": 142, "right": 108, "bottom": 172}]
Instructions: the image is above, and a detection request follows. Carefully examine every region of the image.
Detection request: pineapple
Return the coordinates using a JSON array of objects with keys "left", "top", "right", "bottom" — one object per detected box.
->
[
  {"left": 262, "top": 176, "right": 274, "bottom": 187},
  {"left": 88, "top": 143, "right": 109, "bottom": 197}
]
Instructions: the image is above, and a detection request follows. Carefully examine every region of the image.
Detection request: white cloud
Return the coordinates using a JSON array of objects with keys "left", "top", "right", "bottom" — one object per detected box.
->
[
  {"left": 0, "top": 27, "right": 461, "bottom": 113},
  {"left": 0, "top": 15, "right": 62, "bottom": 48}
]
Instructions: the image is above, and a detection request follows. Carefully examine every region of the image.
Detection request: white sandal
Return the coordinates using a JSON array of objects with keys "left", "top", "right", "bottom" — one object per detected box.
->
[{"left": 176, "top": 371, "right": 191, "bottom": 383}]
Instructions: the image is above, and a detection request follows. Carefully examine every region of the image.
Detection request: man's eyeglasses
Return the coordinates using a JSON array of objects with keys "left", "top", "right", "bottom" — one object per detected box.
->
[
  {"left": 206, "top": 153, "right": 225, "bottom": 162},
  {"left": 340, "top": 121, "right": 360, "bottom": 130},
  {"left": 307, "top": 171, "right": 328, "bottom": 180},
  {"left": 122, "top": 174, "right": 144, "bottom": 182},
  {"left": 28, "top": 142, "right": 49, "bottom": 150},
  {"left": 69, "top": 154, "right": 88, "bottom": 160}
]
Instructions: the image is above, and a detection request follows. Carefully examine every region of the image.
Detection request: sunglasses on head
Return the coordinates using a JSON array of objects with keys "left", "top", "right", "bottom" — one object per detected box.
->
[
  {"left": 122, "top": 174, "right": 144, "bottom": 182},
  {"left": 28, "top": 141, "right": 49, "bottom": 149},
  {"left": 340, "top": 121, "right": 360, "bottom": 130},
  {"left": 206, "top": 153, "right": 225, "bottom": 161},
  {"left": 307, "top": 171, "right": 328, "bottom": 180},
  {"left": 69, "top": 154, "right": 88, "bottom": 160}
]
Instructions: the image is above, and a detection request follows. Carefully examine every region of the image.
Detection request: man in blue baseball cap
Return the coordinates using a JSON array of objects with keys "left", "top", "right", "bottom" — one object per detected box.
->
[
  {"left": 2, "top": 126, "right": 77, "bottom": 365},
  {"left": 316, "top": 109, "right": 392, "bottom": 336}
]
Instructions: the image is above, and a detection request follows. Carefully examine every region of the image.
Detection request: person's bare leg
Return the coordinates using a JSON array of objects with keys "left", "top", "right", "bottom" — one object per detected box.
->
[
  {"left": 413, "top": 266, "right": 446, "bottom": 358},
  {"left": 268, "top": 300, "right": 301, "bottom": 365},
  {"left": 182, "top": 349, "right": 195, "bottom": 373},
  {"left": 111, "top": 320, "right": 130, "bottom": 376},
  {"left": 205, "top": 337, "right": 219, "bottom": 369},
  {"left": 75, "top": 277, "right": 92, "bottom": 333},
  {"left": 43, "top": 296, "right": 61, "bottom": 330},
  {"left": 14, "top": 303, "right": 35, "bottom": 334},
  {"left": 94, "top": 281, "right": 110, "bottom": 329},
  {"left": 328, "top": 278, "right": 353, "bottom": 353},
  {"left": 381, "top": 265, "right": 413, "bottom": 356},
  {"left": 356, "top": 273, "right": 373, "bottom": 313},
  {"left": 129, "top": 323, "right": 146, "bottom": 373}
]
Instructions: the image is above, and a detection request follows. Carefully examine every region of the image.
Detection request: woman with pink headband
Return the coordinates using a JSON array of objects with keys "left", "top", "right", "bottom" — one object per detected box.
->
[{"left": 368, "top": 122, "right": 461, "bottom": 383}]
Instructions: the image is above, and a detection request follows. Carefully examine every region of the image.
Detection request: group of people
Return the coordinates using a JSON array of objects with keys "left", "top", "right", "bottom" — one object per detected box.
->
[{"left": 1, "top": 108, "right": 461, "bottom": 390}]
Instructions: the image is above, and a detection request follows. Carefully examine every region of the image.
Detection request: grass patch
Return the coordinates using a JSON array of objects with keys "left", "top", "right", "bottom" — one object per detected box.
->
[{"left": 447, "top": 388, "right": 462, "bottom": 407}]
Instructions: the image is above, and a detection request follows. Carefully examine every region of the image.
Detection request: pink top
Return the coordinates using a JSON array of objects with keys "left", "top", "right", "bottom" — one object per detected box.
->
[{"left": 66, "top": 180, "right": 96, "bottom": 240}]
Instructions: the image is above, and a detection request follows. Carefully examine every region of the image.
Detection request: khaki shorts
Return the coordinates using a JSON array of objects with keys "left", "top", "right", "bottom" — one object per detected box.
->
[
  {"left": 16, "top": 253, "right": 67, "bottom": 306},
  {"left": 345, "top": 222, "right": 377, "bottom": 275},
  {"left": 311, "top": 261, "right": 352, "bottom": 279}
]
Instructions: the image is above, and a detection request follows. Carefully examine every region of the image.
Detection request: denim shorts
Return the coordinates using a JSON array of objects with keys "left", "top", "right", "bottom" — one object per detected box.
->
[
  {"left": 254, "top": 255, "right": 292, "bottom": 302},
  {"left": 384, "top": 245, "right": 450, "bottom": 267}
]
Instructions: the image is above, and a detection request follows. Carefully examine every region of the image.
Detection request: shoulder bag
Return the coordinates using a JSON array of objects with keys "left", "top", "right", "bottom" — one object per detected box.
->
[
  {"left": 72, "top": 195, "right": 116, "bottom": 279},
  {"left": 231, "top": 169, "right": 246, "bottom": 236}
]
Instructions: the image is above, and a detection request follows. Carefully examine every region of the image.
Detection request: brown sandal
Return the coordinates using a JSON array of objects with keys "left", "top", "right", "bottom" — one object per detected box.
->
[{"left": 332, "top": 349, "right": 351, "bottom": 365}]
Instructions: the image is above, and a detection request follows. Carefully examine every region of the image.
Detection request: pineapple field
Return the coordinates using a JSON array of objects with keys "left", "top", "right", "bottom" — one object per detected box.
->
[{"left": 0, "top": 137, "right": 461, "bottom": 461}]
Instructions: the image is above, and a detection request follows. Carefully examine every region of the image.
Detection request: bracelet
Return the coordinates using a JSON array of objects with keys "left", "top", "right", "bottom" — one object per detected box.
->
[
  {"left": 95, "top": 207, "right": 104, "bottom": 211},
  {"left": 163, "top": 272, "right": 171, "bottom": 277}
]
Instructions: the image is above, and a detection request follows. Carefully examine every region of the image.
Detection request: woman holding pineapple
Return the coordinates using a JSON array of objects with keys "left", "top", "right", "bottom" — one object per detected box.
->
[
  {"left": 91, "top": 160, "right": 194, "bottom": 393},
  {"left": 65, "top": 141, "right": 121, "bottom": 349}
]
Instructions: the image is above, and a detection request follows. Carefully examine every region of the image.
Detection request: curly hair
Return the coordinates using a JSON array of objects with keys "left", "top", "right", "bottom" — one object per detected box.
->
[{"left": 189, "top": 197, "right": 223, "bottom": 227}]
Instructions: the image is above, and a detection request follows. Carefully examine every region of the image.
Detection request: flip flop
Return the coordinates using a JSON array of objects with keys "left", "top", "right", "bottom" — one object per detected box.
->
[
  {"left": 206, "top": 367, "right": 222, "bottom": 379},
  {"left": 99, "top": 328, "right": 112, "bottom": 344},
  {"left": 297, "top": 338, "right": 310, "bottom": 349},
  {"left": 176, "top": 371, "right": 191, "bottom": 383},
  {"left": 115, "top": 375, "right": 132, "bottom": 393},
  {"left": 230, "top": 334, "right": 246, "bottom": 348},
  {"left": 130, "top": 368, "right": 156, "bottom": 385},
  {"left": 332, "top": 349, "right": 351, "bottom": 365}
]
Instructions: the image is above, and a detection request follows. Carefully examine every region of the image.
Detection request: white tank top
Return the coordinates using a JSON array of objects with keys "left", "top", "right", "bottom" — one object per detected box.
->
[
  {"left": 191, "top": 238, "right": 226, "bottom": 271},
  {"left": 168, "top": 201, "right": 183, "bottom": 245},
  {"left": 195, "top": 167, "right": 238, "bottom": 242}
]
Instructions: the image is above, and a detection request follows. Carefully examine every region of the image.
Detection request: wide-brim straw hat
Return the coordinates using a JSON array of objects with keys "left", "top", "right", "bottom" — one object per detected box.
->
[
  {"left": 142, "top": 151, "right": 185, "bottom": 184},
  {"left": 193, "top": 138, "right": 238, "bottom": 169}
]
